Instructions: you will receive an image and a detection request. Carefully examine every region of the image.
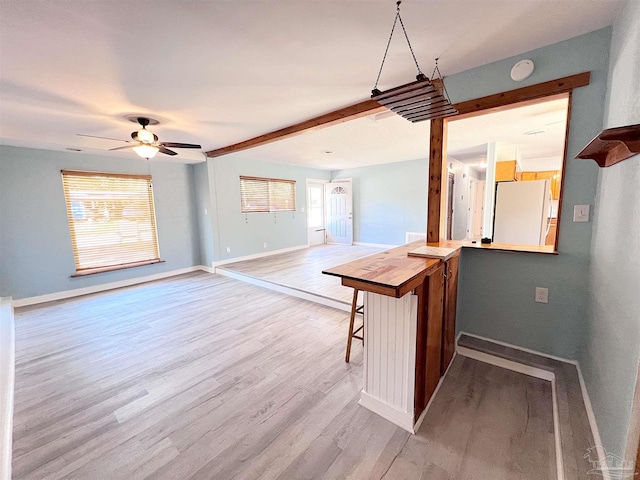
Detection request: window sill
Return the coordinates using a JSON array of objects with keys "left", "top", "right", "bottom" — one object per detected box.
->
[
  {"left": 430, "top": 240, "right": 558, "bottom": 255},
  {"left": 71, "top": 259, "right": 165, "bottom": 277}
]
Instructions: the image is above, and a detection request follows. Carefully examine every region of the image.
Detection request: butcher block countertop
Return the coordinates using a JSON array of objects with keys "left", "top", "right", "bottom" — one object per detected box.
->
[{"left": 323, "top": 241, "right": 459, "bottom": 298}]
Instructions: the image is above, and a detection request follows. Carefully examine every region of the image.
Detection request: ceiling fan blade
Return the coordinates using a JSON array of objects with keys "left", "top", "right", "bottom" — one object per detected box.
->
[
  {"left": 159, "top": 142, "right": 201, "bottom": 149},
  {"left": 158, "top": 146, "right": 178, "bottom": 156},
  {"left": 109, "top": 144, "right": 137, "bottom": 151},
  {"left": 77, "top": 134, "right": 128, "bottom": 142}
]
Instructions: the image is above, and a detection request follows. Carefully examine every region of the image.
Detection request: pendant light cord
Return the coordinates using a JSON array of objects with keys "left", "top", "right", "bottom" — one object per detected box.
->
[{"left": 373, "top": 1, "right": 423, "bottom": 91}]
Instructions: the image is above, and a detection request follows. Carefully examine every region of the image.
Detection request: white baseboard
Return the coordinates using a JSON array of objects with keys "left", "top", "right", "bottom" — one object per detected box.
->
[
  {"left": 456, "top": 345, "right": 555, "bottom": 381},
  {"left": 213, "top": 245, "right": 309, "bottom": 268},
  {"left": 12, "top": 265, "right": 211, "bottom": 307},
  {"left": 0, "top": 297, "right": 15, "bottom": 480},
  {"left": 359, "top": 391, "right": 415, "bottom": 434},
  {"left": 215, "top": 268, "right": 350, "bottom": 312},
  {"left": 576, "top": 362, "right": 611, "bottom": 480},
  {"left": 458, "top": 331, "right": 577, "bottom": 366},
  {"left": 353, "top": 242, "right": 398, "bottom": 249}
]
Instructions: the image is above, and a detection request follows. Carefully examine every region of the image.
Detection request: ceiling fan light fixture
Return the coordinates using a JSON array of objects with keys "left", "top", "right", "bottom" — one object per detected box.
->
[
  {"left": 133, "top": 144, "right": 159, "bottom": 159},
  {"left": 137, "top": 128, "right": 155, "bottom": 144}
]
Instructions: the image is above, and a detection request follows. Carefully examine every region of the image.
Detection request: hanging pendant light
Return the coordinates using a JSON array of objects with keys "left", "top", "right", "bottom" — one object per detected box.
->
[{"left": 370, "top": 1, "right": 457, "bottom": 123}]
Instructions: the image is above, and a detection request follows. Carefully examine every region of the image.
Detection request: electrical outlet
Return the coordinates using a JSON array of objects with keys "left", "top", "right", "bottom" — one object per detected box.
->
[
  {"left": 226, "top": 247, "right": 231, "bottom": 253},
  {"left": 263, "top": 242, "right": 267, "bottom": 249},
  {"left": 535, "top": 287, "right": 549, "bottom": 304}
]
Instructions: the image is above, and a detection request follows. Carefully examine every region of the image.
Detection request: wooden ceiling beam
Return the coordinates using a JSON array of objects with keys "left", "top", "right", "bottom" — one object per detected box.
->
[
  {"left": 205, "top": 73, "right": 590, "bottom": 160},
  {"left": 206, "top": 99, "right": 387, "bottom": 158},
  {"left": 452, "top": 71, "right": 590, "bottom": 118}
]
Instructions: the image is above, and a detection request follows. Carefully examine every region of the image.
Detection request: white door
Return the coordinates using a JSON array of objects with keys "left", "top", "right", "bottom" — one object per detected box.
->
[
  {"left": 307, "top": 180, "right": 326, "bottom": 246},
  {"left": 325, "top": 180, "right": 353, "bottom": 245}
]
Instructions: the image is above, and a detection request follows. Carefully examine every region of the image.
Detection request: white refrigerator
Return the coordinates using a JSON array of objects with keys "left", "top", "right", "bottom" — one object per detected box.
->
[{"left": 493, "top": 179, "right": 551, "bottom": 245}]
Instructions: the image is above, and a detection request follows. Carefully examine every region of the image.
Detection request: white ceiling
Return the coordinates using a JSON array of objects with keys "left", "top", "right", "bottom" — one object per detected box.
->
[
  {"left": 0, "top": 0, "right": 622, "bottom": 167},
  {"left": 447, "top": 95, "right": 570, "bottom": 172}
]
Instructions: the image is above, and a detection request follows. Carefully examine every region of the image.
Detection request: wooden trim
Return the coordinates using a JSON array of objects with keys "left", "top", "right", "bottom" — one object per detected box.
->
[
  {"left": 427, "top": 118, "right": 445, "bottom": 242},
  {"left": 635, "top": 432, "right": 640, "bottom": 477},
  {"left": 206, "top": 99, "right": 386, "bottom": 158},
  {"left": 555, "top": 91, "right": 572, "bottom": 252},
  {"left": 339, "top": 278, "right": 398, "bottom": 298},
  {"left": 452, "top": 72, "right": 590, "bottom": 117},
  {"left": 61, "top": 170, "right": 152, "bottom": 180},
  {"left": 440, "top": 122, "right": 449, "bottom": 241},
  {"left": 71, "top": 259, "right": 164, "bottom": 277}
]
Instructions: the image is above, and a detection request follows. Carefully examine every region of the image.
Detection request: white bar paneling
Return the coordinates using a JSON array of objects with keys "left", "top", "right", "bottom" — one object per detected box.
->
[{"left": 360, "top": 291, "right": 417, "bottom": 433}]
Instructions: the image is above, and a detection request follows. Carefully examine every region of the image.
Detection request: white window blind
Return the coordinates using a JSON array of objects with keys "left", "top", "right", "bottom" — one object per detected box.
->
[
  {"left": 240, "top": 176, "right": 296, "bottom": 213},
  {"left": 61, "top": 170, "right": 161, "bottom": 275}
]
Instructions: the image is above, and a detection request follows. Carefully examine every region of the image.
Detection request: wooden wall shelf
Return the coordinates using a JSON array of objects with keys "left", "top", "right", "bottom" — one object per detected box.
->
[{"left": 576, "top": 124, "right": 640, "bottom": 167}]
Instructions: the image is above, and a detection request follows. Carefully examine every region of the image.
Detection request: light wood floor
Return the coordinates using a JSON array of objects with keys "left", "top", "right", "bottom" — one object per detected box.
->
[
  {"left": 458, "top": 334, "right": 596, "bottom": 479},
  {"left": 218, "top": 244, "right": 384, "bottom": 304},
  {"left": 12, "top": 273, "right": 555, "bottom": 479}
]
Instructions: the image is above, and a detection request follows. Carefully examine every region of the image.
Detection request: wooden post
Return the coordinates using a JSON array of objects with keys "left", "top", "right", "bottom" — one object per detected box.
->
[{"left": 427, "top": 118, "right": 447, "bottom": 243}]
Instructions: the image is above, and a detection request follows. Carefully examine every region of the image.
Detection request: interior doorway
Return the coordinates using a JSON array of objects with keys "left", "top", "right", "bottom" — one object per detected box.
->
[
  {"left": 325, "top": 179, "right": 353, "bottom": 245},
  {"left": 306, "top": 179, "right": 327, "bottom": 246}
]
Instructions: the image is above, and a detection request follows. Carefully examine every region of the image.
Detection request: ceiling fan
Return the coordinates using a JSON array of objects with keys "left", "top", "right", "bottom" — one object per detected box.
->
[{"left": 78, "top": 117, "right": 201, "bottom": 159}]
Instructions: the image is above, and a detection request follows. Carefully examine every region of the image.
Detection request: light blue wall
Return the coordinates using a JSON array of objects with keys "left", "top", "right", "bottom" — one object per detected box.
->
[
  {"left": 193, "top": 161, "right": 215, "bottom": 268},
  {"left": 331, "top": 158, "right": 428, "bottom": 246},
  {"left": 0, "top": 146, "right": 200, "bottom": 299},
  {"left": 205, "top": 156, "right": 330, "bottom": 262},
  {"left": 581, "top": 0, "right": 640, "bottom": 458},
  {"left": 449, "top": 28, "right": 611, "bottom": 359}
]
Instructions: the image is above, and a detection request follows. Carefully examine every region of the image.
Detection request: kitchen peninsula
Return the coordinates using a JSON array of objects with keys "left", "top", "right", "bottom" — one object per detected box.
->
[{"left": 323, "top": 241, "right": 461, "bottom": 433}]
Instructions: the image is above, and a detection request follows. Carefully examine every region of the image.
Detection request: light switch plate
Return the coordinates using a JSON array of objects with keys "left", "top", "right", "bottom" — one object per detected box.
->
[{"left": 573, "top": 205, "right": 590, "bottom": 222}]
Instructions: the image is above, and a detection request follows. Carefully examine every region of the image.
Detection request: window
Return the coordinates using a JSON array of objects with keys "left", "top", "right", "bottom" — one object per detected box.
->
[
  {"left": 307, "top": 183, "right": 324, "bottom": 228},
  {"left": 240, "top": 176, "right": 296, "bottom": 213},
  {"left": 61, "top": 170, "right": 161, "bottom": 275},
  {"left": 445, "top": 93, "right": 570, "bottom": 250}
]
